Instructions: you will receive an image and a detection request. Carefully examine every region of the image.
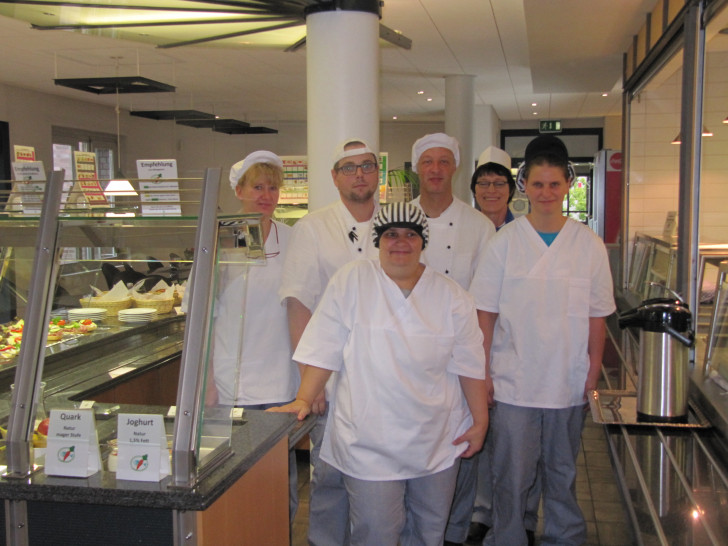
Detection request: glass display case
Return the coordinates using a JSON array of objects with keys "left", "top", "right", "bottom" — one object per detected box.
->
[
  {"left": 704, "top": 261, "right": 728, "bottom": 384},
  {"left": 0, "top": 171, "right": 265, "bottom": 484},
  {"left": 626, "top": 233, "right": 676, "bottom": 303}
]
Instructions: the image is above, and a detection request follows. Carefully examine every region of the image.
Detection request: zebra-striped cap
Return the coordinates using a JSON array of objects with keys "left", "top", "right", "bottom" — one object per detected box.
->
[{"left": 371, "top": 202, "right": 429, "bottom": 249}]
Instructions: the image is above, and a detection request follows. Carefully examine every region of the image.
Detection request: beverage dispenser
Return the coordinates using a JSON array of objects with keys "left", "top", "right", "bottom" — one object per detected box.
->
[{"left": 618, "top": 291, "right": 694, "bottom": 423}]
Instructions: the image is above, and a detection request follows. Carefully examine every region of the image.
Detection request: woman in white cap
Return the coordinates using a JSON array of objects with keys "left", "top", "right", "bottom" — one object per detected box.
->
[
  {"left": 470, "top": 146, "right": 516, "bottom": 231},
  {"left": 466, "top": 146, "right": 541, "bottom": 546},
  {"left": 211, "top": 150, "right": 299, "bottom": 519},
  {"left": 470, "top": 136, "right": 615, "bottom": 545},
  {"left": 272, "top": 202, "right": 487, "bottom": 546}
]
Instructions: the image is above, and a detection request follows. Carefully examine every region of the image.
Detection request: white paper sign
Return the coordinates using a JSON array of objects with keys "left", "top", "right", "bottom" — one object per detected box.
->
[
  {"left": 116, "top": 413, "right": 170, "bottom": 482},
  {"left": 136, "top": 159, "right": 182, "bottom": 216},
  {"left": 44, "top": 409, "right": 101, "bottom": 478},
  {"left": 8, "top": 161, "right": 45, "bottom": 215}
]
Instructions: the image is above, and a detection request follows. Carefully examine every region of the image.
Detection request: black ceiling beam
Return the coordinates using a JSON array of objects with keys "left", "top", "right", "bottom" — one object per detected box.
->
[
  {"left": 0, "top": 0, "right": 272, "bottom": 13},
  {"left": 54, "top": 76, "right": 175, "bottom": 94},
  {"left": 32, "top": 15, "right": 296, "bottom": 31},
  {"left": 157, "top": 20, "right": 302, "bottom": 49},
  {"left": 130, "top": 110, "right": 216, "bottom": 121}
]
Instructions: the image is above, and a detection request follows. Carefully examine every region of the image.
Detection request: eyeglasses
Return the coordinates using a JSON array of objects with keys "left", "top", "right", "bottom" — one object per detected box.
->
[
  {"left": 475, "top": 180, "right": 508, "bottom": 189},
  {"left": 336, "top": 161, "right": 378, "bottom": 175}
]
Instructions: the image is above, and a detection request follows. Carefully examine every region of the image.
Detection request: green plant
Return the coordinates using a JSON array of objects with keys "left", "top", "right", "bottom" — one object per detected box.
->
[{"left": 386, "top": 168, "right": 418, "bottom": 189}]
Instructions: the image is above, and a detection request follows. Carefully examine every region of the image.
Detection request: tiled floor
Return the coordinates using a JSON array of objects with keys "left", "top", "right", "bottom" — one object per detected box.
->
[{"left": 292, "top": 416, "right": 635, "bottom": 546}]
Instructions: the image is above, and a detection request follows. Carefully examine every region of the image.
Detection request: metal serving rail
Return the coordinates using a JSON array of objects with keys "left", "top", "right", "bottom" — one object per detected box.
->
[{"left": 596, "top": 320, "right": 728, "bottom": 545}]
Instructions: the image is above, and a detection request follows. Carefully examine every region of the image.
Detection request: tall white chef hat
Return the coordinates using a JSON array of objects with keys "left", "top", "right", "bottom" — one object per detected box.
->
[
  {"left": 331, "top": 138, "right": 377, "bottom": 168},
  {"left": 411, "top": 133, "right": 460, "bottom": 173},
  {"left": 229, "top": 150, "right": 283, "bottom": 191},
  {"left": 372, "top": 202, "right": 429, "bottom": 249}
]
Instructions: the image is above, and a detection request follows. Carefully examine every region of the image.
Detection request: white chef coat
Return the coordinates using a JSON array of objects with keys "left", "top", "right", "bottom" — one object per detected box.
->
[
  {"left": 212, "top": 220, "right": 298, "bottom": 405},
  {"left": 410, "top": 196, "right": 495, "bottom": 290},
  {"left": 279, "top": 200, "right": 379, "bottom": 312},
  {"left": 294, "top": 259, "right": 485, "bottom": 481},
  {"left": 469, "top": 216, "right": 615, "bottom": 409}
]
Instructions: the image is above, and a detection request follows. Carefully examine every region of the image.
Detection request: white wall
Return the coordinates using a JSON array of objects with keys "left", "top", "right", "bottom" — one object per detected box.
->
[{"left": 0, "top": 82, "right": 442, "bottom": 213}]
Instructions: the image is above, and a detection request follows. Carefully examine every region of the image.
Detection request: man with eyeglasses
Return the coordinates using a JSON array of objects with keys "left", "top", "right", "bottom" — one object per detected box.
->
[
  {"left": 407, "top": 133, "right": 495, "bottom": 546},
  {"left": 280, "top": 138, "right": 380, "bottom": 546}
]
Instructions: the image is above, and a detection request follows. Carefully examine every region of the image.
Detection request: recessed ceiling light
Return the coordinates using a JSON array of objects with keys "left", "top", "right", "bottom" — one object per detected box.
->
[
  {"left": 417, "top": 90, "right": 424, "bottom": 95},
  {"left": 531, "top": 102, "right": 537, "bottom": 107},
  {"left": 602, "top": 93, "right": 608, "bottom": 97},
  {"left": 392, "top": 116, "right": 398, "bottom": 120},
  {"left": 427, "top": 97, "right": 433, "bottom": 102},
  {"left": 532, "top": 112, "right": 538, "bottom": 115}
]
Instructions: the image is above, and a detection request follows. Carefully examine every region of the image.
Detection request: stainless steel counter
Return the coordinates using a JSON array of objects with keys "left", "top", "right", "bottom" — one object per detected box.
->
[{"left": 600, "top": 315, "right": 728, "bottom": 545}]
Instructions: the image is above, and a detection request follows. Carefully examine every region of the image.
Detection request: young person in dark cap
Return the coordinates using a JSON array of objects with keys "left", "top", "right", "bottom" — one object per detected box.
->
[
  {"left": 274, "top": 202, "right": 488, "bottom": 546},
  {"left": 470, "top": 135, "right": 615, "bottom": 545}
]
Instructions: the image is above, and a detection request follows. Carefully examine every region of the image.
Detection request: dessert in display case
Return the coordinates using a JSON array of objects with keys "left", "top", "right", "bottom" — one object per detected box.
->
[{"left": 0, "top": 171, "right": 301, "bottom": 545}]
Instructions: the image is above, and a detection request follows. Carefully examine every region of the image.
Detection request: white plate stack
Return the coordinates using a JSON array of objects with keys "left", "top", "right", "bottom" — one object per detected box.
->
[
  {"left": 118, "top": 308, "right": 158, "bottom": 324},
  {"left": 68, "top": 307, "right": 108, "bottom": 322}
]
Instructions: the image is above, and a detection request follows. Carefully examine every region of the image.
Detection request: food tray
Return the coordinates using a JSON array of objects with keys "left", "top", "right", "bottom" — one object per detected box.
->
[
  {"left": 131, "top": 297, "right": 174, "bottom": 314},
  {"left": 79, "top": 296, "right": 132, "bottom": 312},
  {"left": 588, "top": 389, "right": 711, "bottom": 428}
]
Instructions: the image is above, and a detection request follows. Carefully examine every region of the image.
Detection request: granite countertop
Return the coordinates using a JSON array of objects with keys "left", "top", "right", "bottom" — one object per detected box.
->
[{"left": 0, "top": 408, "right": 310, "bottom": 511}]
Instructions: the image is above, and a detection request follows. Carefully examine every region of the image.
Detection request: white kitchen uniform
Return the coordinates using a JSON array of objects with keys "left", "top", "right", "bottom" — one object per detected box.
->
[
  {"left": 471, "top": 216, "right": 615, "bottom": 546},
  {"left": 294, "top": 259, "right": 485, "bottom": 481},
  {"left": 212, "top": 220, "right": 297, "bottom": 405},
  {"left": 470, "top": 216, "right": 615, "bottom": 408},
  {"left": 280, "top": 199, "right": 379, "bottom": 546},
  {"left": 410, "top": 196, "right": 495, "bottom": 290},
  {"left": 279, "top": 200, "right": 379, "bottom": 312}
]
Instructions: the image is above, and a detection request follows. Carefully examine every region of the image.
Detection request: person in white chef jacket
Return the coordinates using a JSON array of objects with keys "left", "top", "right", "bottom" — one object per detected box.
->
[
  {"left": 279, "top": 138, "right": 380, "bottom": 546},
  {"left": 470, "top": 135, "right": 616, "bottom": 546},
  {"left": 209, "top": 150, "right": 299, "bottom": 520},
  {"left": 407, "top": 133, "right": 495, "bottom": 546},
  {"left": 272, "top": 202, "right": 488, "bottom": 546}
]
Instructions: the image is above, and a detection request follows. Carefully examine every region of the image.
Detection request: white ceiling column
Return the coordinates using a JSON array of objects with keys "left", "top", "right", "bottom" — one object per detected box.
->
[
  {"left": 306, "top": 4, "right": 380, "bottom": 211},
  {"left": 473, "top": 105, "right": 501, "bottom": 162},
  {"left": 445, "top": 74, "right": 475, "bottom": 204}
]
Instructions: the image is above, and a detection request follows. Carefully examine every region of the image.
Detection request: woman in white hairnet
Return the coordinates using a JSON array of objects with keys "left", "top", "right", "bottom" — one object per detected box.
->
[
  {"left": 272, "top": 202, "right": 488, "bottom": 546},
  {"left": 211, "top": 150, "right": 299, "bottom": 520}
]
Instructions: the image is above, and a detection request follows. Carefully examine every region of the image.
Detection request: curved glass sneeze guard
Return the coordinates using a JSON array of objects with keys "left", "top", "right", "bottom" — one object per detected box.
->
[
  {"left": 705, "top": 262, "right": 728, "bottom": 383},
  {"left": 194, "top": 214, "right": 266, "bottom": 477}
]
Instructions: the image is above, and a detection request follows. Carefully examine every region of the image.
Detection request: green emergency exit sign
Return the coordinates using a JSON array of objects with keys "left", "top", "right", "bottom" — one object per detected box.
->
[{"left": 539, "top": 120, "right": 562, "bottom": 133}]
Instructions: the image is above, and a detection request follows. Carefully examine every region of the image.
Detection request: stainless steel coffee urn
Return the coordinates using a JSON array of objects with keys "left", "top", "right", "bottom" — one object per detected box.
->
[{"left": 618, "top": 296, "right": 694, "bottom": 423}]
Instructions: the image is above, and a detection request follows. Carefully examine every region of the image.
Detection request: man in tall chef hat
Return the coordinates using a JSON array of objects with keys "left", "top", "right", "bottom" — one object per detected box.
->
[{"left": 408, "top": 134, "right": 495, "bottom": 545}]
